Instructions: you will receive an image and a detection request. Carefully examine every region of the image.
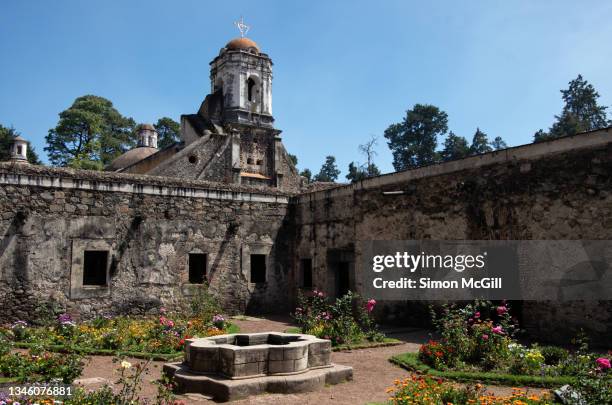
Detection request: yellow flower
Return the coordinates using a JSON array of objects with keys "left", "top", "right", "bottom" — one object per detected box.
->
[{"left": 121, "top": 360, "right": 132, "bottom": 369}]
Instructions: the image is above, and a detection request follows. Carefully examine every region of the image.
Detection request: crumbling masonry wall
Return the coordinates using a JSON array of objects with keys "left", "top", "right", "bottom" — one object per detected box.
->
[
  {"left": 292, "top": 129, "right": 612, "bottom": 346},
  {"left": 0, "top": 165, "right": 293, "bottom": 321}
]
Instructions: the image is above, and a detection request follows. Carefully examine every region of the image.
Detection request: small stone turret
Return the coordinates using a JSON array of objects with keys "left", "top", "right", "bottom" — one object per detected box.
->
[{"left": 10, "top": 135, "right": 28, "bottom": 163}]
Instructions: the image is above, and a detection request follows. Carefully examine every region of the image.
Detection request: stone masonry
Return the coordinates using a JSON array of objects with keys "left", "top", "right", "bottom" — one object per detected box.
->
[{"left": 1, "top": 127, "right": 612, "bottom": 346}]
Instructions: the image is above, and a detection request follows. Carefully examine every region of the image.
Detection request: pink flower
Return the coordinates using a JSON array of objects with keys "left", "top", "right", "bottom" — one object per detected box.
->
[
  {"left": 596, "top": 357, "right": 611, "bottom": 370},
  {"left": 366, "top": 299, "right": 376, "bottom": 313},
  {"left": 492, "top": 326, "right": 504, "bottom": 335},
  {"left": 481, "top": 334, "right": 489, "bottom": 341},
  {"left": 474, "top": 312, "right": 480, "bottom": 319},
  {"left": 496, "top": 306, "right": 507, "bottom": 315}
]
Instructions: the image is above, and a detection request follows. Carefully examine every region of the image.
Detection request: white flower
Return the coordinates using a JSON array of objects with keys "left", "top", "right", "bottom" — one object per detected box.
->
[{"left": 121, "top": 360, "right": 132, "bottom": 369}]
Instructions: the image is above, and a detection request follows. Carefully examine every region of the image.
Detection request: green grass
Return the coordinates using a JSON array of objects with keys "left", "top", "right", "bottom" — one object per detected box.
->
[
  {"left": 389, "top": 352, "right": 576, "bottom": 388},
  {"left": 283, "top": 328, "right": 403, "bottom": 351},
  {"left": 333, "top": 337, "right": 402, "bottom": 352},
  {"left": 226, "top": 323, "right": 241, "bottom": 334}
]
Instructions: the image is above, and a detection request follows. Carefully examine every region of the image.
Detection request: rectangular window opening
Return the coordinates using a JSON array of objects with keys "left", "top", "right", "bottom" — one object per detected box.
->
[
  {"left": 189, "top": 253, "right": 207, "bottom": 284},
  {"left": 336, "top": 261, "right": 350, "bottom": 298},
  {"left": 250, "top": 254, "right": 266, "bottom": 283},
  {"left": 83, "top": 250, "right": 108, "bottom": 286},
  {"left": 301, "top": 258, "right": 312, "bottom": 289}
]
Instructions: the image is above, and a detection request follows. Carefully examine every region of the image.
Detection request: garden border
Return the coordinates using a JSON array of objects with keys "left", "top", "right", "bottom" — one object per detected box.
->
[
  {"left": 13, "top": 342, "right": 183, "bottom": 361},
  {"left": 390, "top": 352, "right": 577, "bottom": 388},
  {"left": 283, "top": 328, "right": 403, "bottom": 351}
]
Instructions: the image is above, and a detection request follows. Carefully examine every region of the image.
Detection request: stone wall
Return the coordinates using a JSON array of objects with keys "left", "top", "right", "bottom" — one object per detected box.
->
[
  {"left": 1, "top": 129, "right": 611, "bottom": 345},
  {"left": 0, "top": 164, "right": 293, "bottom": 321},
  {"left": 292, "top": 128, "right": 612, "bottom": 345}
]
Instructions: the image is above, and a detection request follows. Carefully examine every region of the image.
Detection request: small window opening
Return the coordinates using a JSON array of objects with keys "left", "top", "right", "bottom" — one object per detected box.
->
[
  {"left": 301, "top": 258, "right": 313, "bottom": 289},
  {"left": 247, "top": 157, "right": 254, "bottom": 164},
  {"left": 256, "top": 159, "right": 263, "bottom": 165},
  {"left": 247, "top": 78, "right": 256, "bottom": 102},
  {"left": 336, "top": 261, "right": 350, "bottom": 297},
  {"left": 250, "top": 254, "right": 266, "bottom": 283},
  {"left": 189, "top": 253, "right": 207, "bottom": 284},
  {"left": 83, "top": 250, "right": 108, "bottom": 286},
  {"left": 188, "top": 155, "right": 197, "bottom": 164},
  {"left": 17, "top": 145, "right": 22, "bottom": 155}
]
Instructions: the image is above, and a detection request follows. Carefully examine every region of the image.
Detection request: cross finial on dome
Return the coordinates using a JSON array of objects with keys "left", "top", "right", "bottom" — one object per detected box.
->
[{"left": 234, "top": 16, "right": 250, "bottom": 38}]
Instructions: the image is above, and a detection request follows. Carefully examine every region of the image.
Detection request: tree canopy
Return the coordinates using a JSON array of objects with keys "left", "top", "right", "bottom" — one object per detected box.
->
[
  {"left": 313, "top": 155, "right": 340, "bottom": 182},
  {"left": 384, "top": 104, "right": 448, "bottom": 171},
  {"left": 300, "top": 168, "right": 312, "bottom": 182},
  {"left": 469, "top": 128, "right": 492, "bottom": 155},
  {"left": 0, "top": 124, "right": 41, "bottom": 164},
  {"left": 45, "top": 95, "right": 136, "bottom": 170},
  {"left": 154, "top": 117, "right": 181, "bottom": 149},
  {"left": 490, "top": 136, "right": 507, "bottom": 150},
  {"left": 440, "top": 131, "right": 470, "bottom": 162},
  {"left": 534, "top": 75, "right": 610, "bottom": 142}
]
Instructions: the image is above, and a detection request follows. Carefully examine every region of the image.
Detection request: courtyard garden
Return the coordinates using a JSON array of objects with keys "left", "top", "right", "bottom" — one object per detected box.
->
[{"left": 0, "top": 296, "right": 609, "bottom": 404}]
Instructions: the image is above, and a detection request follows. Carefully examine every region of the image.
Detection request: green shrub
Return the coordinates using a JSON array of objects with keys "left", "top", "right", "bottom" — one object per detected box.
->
[
  {"left": 291, "top": 290, "right": 384, "bottom": 346},
  {"left": 540, "top": 345, "right": 569, "bottom": 365},
  {"left": 190, "top": 282, "right": 222, "bottom": 323}
]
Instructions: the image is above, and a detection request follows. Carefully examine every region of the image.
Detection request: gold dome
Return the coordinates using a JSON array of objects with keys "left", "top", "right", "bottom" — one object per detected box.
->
[{"left": 225, "top": 37, "right": 260, "bottom": 53}]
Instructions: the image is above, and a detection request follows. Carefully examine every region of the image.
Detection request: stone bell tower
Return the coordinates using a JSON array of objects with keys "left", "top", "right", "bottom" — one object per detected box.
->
[
  {"left": 209, "top": 19, "right": 274, "bottom": 127},
  {"left": 149, "top": 18, "right": 301, "bottom": 192}
]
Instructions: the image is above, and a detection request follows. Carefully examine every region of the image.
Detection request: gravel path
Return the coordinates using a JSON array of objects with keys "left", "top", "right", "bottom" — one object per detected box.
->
[{"left": 75, "top": 316, "right": 548, "bottom": 404}]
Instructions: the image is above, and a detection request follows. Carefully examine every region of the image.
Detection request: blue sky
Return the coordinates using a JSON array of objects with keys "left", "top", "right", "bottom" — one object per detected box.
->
[{"left": 1, "top": 1, "right": 611, "bottom": 176}]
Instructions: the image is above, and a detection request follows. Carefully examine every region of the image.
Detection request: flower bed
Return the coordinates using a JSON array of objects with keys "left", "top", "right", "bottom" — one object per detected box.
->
[
  {"left": 291, "top": 290, "right": 386, "bottom": 346},
  {"left": 3, "top": 312, "right": 235, "bottom": 356},
  {"left": 394, "top": 301, "right": 611, "bottom": 403},
  {"left": 0, "top": 358, "right": 185, "bottom": 405},
  {"left": 383, "top": 375, "right": 552, "bottom": 405}
]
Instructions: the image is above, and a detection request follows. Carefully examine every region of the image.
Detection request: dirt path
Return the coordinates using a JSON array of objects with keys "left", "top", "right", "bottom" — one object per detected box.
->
[{"left": 75, "top": 316, "right": 548, "bottom": 404}]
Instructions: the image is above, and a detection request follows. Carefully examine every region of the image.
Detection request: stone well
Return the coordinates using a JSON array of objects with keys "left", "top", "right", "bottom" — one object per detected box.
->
[{"left": 163, "top": 332, "right": 353, "bottom": 401}]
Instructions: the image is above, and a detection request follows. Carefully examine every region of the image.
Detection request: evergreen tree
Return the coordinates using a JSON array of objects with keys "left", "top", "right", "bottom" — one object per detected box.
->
[
  {"left": 534, "top": 75, "right": 610, "bottom": 142},
  {"left": 313, "top": 155, "right": 340, "bottom": 182},
  {"left": 346, "top": 162, "right": 366, "bottom": 183},
  {"left": 0, "top": 124, "right": 41, "bottom": 164},
  {"left": 300, "top": 168, "right": 312, "bottom": 182},
  {"left": 45, "top": 95, "right": 135, "bottom": 169},
  {"left": 365, "top": 162, "right": 381, "bottom": 177},
  {"left": 440, "top": 131, "right": 470, "bottom": 161},
  {"left": 154, "top": 117, "right": 181, "bottom": 149},
  {"left": 491, "top": 136, "right": 507, "bottom": 150},
  {"left": 287, "top": 153, "right": 298, "bottom": 166},
  {"left": 469, "top": 128, "right": 492, "bottom": 155},
  {"left": 384, "top": 104, "right": 448, "bottom": 170}
]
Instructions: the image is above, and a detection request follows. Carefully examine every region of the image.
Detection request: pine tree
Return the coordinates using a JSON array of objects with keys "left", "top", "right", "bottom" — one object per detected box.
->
[
  {"left": 440, "top": 131, "right": 470, "bottom": 161},
  {"left": 313, "top": 156, "right": 340, "bottom": 182},
  {"left": 384, "top": 104, "right": 448, "bottom": 170},
  {"left": 469, "top": 128, "right": 492, "bottom": 155},
  {"left": 491, "top": 136, "right": 507, "bottom": 150},
  {"left": 534, "top": 75, "right": 610, "bottom": 142}
]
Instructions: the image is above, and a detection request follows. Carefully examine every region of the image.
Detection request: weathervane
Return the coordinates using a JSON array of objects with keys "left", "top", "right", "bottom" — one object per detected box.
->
[{"left": 234, "top": 16, "right": 250, "bottom": 37}]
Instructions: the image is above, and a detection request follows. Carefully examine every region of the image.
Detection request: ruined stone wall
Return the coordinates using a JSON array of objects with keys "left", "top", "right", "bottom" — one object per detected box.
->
[
  {"left": 0, "top": 164, "right": 293, "bottom": 321},
  {"left": 292, "top": 129, "right": 612, "bottom": 345}
]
